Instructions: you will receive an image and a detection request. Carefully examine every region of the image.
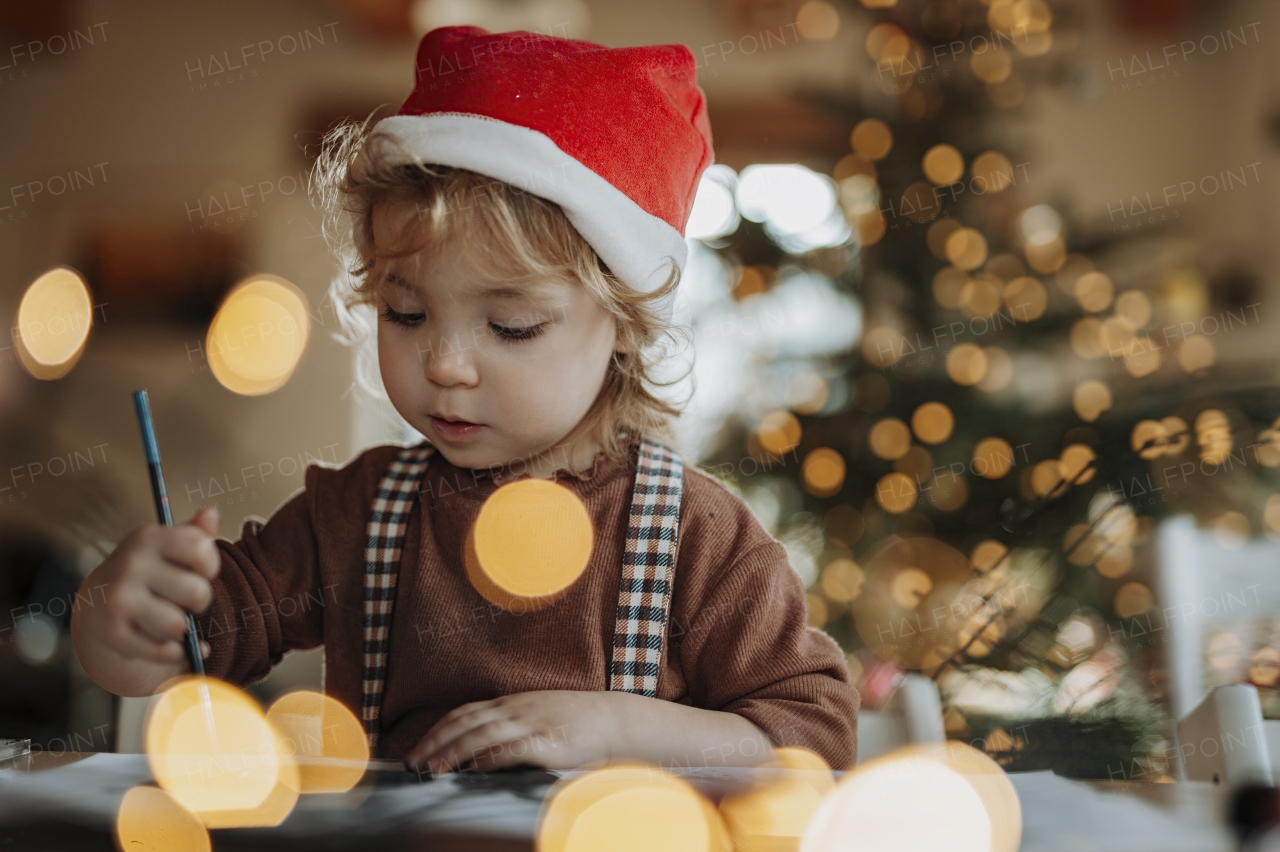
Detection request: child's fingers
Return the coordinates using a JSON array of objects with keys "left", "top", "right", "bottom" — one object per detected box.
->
[
  {"left": 465, "top": 731, "right": 555, "bottom": 773},
  {"left": 146, "top": 562, "right": 213, "bottom": 614},
  {"left": 423, "top": 718, "right": 531, "bottom": 775},
  {"left": 156, "top": 525, "right": 221, "bottom": 581},
  {"left": 115, "top": 622, "right": 187, "bottom": 665},
  {"left": 410, "top": 701, "right": 502, "bottom": 766},
  {"left": 130, "top": 596, "right": 195, "bottom": 645}
]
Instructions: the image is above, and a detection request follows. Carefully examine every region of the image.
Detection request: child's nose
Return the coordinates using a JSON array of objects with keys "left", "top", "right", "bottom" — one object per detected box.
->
[{"left": 423, "top": 332, "right": 479, "bottom": 388}]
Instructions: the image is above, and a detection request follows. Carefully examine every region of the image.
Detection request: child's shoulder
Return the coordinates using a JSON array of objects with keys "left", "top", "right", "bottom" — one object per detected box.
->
[
  {"left": 676, "top": 462, "right": 784, "bottom": 564},
  {"left": 300, "top": 442, "right": 422, "bottom": 508}
]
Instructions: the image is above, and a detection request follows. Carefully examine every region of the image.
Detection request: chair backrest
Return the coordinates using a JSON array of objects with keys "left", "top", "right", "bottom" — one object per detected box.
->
[
  {"left": 1177, "top": 684, "right": 1274, "bottom": 785},
  {"left": 1155, "top": 515, "right": 1280, "bottom": 721},
  {"left": 855, "top": 673, "right": 946, "bottom": 764}
]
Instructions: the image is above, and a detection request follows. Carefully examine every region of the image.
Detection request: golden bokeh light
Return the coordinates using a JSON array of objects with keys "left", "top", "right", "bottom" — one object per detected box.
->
[
  {"left": 721, "top": 747, "right": 835, "bottom": 851},
  {"left": 1195, "top": 409, "right": 1232, "bottom": 465},
  {"left": 894, "top": 445, "right": 933, "bottom": 480},
  {"left": 865, "top": 24, "right": 909, "bottom": 65},
  {"left": 796, "top": 0, "right": 841, "bottom": 39},
  {"left": 851, "top": 118, "right": 894, "bottom": 162},
  {"left": 891, "top": 567, "right": 934, "bottom": 609},
  {"left": 1099, "top": 316, "right": 1134, "bottom": 356},
  {"left": 1055, "top": 254, "right": 1094, "bottom": 295},
  {"left": 1178, "top": 334, "right": 1215, "bottom": 373},
  {"left": 787, "top": 372, "right": 830, "bottom": 414},
  {"left": 1058, "top": 443, "right": 1096, "bottom": 486},
  {"left": 1123, "top": 336, "right": 1162, "bottom": 378},
  {"left": 1161, "top": 416, "right": 1190, "bottom": 455},
  {"left": 901, "top": 181, "right": 942, "bottom": 223},
  {"left": 971, "top": 151, "right": 1014, "bottom": 193},
  {"left": 946, "top": 343, "right": 988, "bottom": 386},
  {"left": 869, "top": 418, "right": 912, "bottom": 460},
  {"left": 207, "top": 275, "right": 311, "bottom": 396},
  {"left": 911, "top": 401, "right": 954, "bottom": 444},
  {"left": 834, "top": 154, "right": 877, "bottom": 182},
  {"left": 923, "top": 144, "right": 965, "bottom": 185},
  {"left": 1002, "top": 276, "right": 1047, "bottom": 321},
  {"left": 469, "top": 479, "right": 593, "bottom": 610},
  {"left": 972, "top": 437, "right": 1014, "bottom": 480},
  {"left": 539, "top": 766, "right": 730, "bottom": 852},
  {"left": 1213, "top": 511, "right": 1250, "bottom": 550},
  {"left": 1072, "top": 380, "right": 1111, "bottom": 422},
  {"left": 928, "top": 470, "right": 968, "bottom": 511},
  {"left": 803, "top": 448, "right": 846, "bottom": 497},
  {"left": 801, "top": 742, "right": 1020, "bottom": 852},
  {"left": 15, "top": 266, "right": 93, "bottom": 380},
  {"left": 1073, "top": 272, "right": 1113, "bottom": 313},
  {"left": 960, "top": 274, "right": 1003, "bottom": 319},
  {"left": 855, "top": 372, "right": 892, "bottom": 412},
  {"left": 144, "top": 676, "right": 300, "bottom": 828},
  {"left": 1095, "top": 545, "right": 1133, "bottom": 579},
  {"left": 265, "top": 691, "right": 368, "bottom": 794},
  {"left": 1115, "top": 290, "right": 1152, "bottom": 327},
  {"left": 933, "top": 266, "right": 968, "bottom": 308},
  {"left": 978, "top": 346, "right": 1013, "bottom": 392},
  {"left": 807, "top": 593, "right": 829, "bottom": 628},
  {"left": 876, "top": 472, "right": 918, "bottom": 513},
  {"left": 1114, "top": 582, "right": 1152, "bottom": 619},
  {"left": 824, "top": 503, "right": 865, "bottom": 546},
  {"left": 1025, "top": 237, "right": 1066, "bottom": 274},
  {"left": 928, "top": 220, "right": 964, "bottom": 260},
  {"left": 861, "top": 326, "right": 902, "bottom": 367},
  {"left": 971, "top": 540, "right": 1009, "bottom": 573},
  {"left": 985, "top": 253, "right": 1026, "bottom": 283},
  {"left": 821, "top": 559, "right": 866, "bottom": 603},
  {"left": 1029, "top": 459, "right": 1064, "bottom": 498},
  {"left": 946, "top": 228, "right": 989, "bottom": 271},
  {"left": 1064, "top": 524, "right": 1104, "bottom": 566},
  {"left": 970, "top": 46, "right": 1012, "bottom": 83},
  {"left": 116, "top": 785, "right": 210, "bottom": 852},
  {"left": 1070, "top": 318, "right": 1103, "bottom": 359},
  {"left": 759, "top": 410, "right": 803, "bottom": 455},
  {"left": 1130, "top": 420, "right": 1168, "bottom": 460}
]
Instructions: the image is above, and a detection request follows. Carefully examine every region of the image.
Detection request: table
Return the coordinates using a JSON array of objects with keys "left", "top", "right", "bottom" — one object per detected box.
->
[{"left": 0, "top": 751, "right": 1241, "bottom": 851}]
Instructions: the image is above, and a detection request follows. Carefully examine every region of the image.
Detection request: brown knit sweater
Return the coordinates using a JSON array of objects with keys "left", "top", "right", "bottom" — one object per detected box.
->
[{"left": 197, "top": 440, "right": 859, "bottom": 769}]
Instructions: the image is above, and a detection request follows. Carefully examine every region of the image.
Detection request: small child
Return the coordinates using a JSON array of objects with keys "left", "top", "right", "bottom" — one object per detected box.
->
[{"left": 71, "top": 26, "right": 858, "bottom": 773}]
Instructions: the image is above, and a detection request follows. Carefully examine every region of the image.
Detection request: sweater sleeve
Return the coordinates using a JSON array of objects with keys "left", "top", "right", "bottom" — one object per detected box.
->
[
  {"left": 195, "top": 464, "right": 328, "bottom": 687},
  {"left": 670, "top": 472, "right": 860, "bottom": 771}
]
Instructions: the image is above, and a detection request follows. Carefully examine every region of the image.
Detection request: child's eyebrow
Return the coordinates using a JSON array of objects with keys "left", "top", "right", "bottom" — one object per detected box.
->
[{"left": 381, "top": 272, "right": 419, "bottom": 294}]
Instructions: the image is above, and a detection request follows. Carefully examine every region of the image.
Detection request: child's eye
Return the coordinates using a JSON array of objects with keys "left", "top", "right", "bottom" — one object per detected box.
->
[
  {"left": 490, "top": 322, "right": 546, "bottom": 342},
  {"left": 381, "top": 304, "right": 425, "bottom": 327}
]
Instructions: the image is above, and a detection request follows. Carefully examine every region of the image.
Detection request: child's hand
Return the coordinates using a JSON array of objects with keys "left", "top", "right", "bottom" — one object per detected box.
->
[
  {"left": 72, "top": 506, "right": 221, "bottom": 667},
  {"left": 406, "top": 690, "right": 632, "bottom": 774}
]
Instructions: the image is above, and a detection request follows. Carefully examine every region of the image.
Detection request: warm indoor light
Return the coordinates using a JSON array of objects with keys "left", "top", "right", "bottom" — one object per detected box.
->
[
  {"left": 207, "top": 274, "right": 311, "bottom": 396},
  {"left": 469, "top": 479, "right": 593, "bottom": 610},
  {"left": 266, "top": 690, "right": 369, "bottom": 794},
  {"left": 14, "top": 266, "right": 93, "bottom": 380}
]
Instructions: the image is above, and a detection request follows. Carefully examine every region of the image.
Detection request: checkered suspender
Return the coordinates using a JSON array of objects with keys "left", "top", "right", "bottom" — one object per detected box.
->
[
  {"left": 361, "top": 443, "right": 435, "bottom": 752},
  {"left": 609, "top": 436, "right": 684, "bottom": 696}
]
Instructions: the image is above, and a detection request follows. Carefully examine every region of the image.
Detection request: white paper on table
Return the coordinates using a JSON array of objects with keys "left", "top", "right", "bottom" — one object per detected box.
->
[{"left": 1010, "top": 770, "right": 1234, "bottom": 852}]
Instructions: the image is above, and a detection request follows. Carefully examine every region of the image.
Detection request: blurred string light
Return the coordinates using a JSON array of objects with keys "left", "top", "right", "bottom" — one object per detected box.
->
[
  {"left": 538, "top": 765, "right": 730, "bottom": 852},
  {"left": 467, "top": 479, "right": 593, "bottom": 611},
  {"left": 144, "top": 676, "right": 300, "bottom": 828},
  {"left": 15, "top": 266, "right": 93, "bottom": 380},
  {"left": 922, "top": 144, "right": 965, "bottom": 186},
  {"left": 736, "top": 164, "right": 850, "bottom": 252},
  {"left": 796, "top": 1, "right": 840, "bottom": 39},
  {"left": 207, "top": 275, "right": 310, "bottom": 396},
  {"left": 265, "top": 691, "right": 368, "bottom": 794},
  {"left": 800, "top": 742, "right": 1021, "bottom": 852},
  {"left": 116, "top": 786, "right": 210, "bottom": 852},
  {"left": 720, "top": 747, "right": 834, "bottom": 849},
  {"left": 686, "top": 165, "right": 741, "bottom": 241}
]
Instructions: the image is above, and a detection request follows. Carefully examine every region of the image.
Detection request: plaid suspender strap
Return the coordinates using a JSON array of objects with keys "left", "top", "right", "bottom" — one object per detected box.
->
[
  {"left": 361, "top": 443, "right": 435, "bottom": 752},
  {"left": 609, "top": 436, "right": 684, "bottom": 696},
  {"left": 359, "top": 436, "right": 683, "bottom": 751}
]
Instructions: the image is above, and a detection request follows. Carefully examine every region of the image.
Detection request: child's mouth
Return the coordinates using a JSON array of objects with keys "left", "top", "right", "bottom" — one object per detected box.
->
[{"left": 430, "top": 415, "right": 485, "bottom": 443}]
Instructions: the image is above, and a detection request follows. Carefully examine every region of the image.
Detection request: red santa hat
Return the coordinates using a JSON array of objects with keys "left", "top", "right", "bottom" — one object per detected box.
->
[{"left": 369, "top": 26, "right": 715, "bottom": 318}]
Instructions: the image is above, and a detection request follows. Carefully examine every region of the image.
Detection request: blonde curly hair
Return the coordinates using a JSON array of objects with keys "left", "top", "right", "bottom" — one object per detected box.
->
[{"left": 310, "top": 112, "right": 689, "bottom": 461}]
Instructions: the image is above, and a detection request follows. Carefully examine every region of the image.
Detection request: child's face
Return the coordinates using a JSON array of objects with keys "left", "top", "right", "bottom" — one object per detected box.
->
[{"left": 372, "top": 200, "right": 620, "bottom": 472}]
